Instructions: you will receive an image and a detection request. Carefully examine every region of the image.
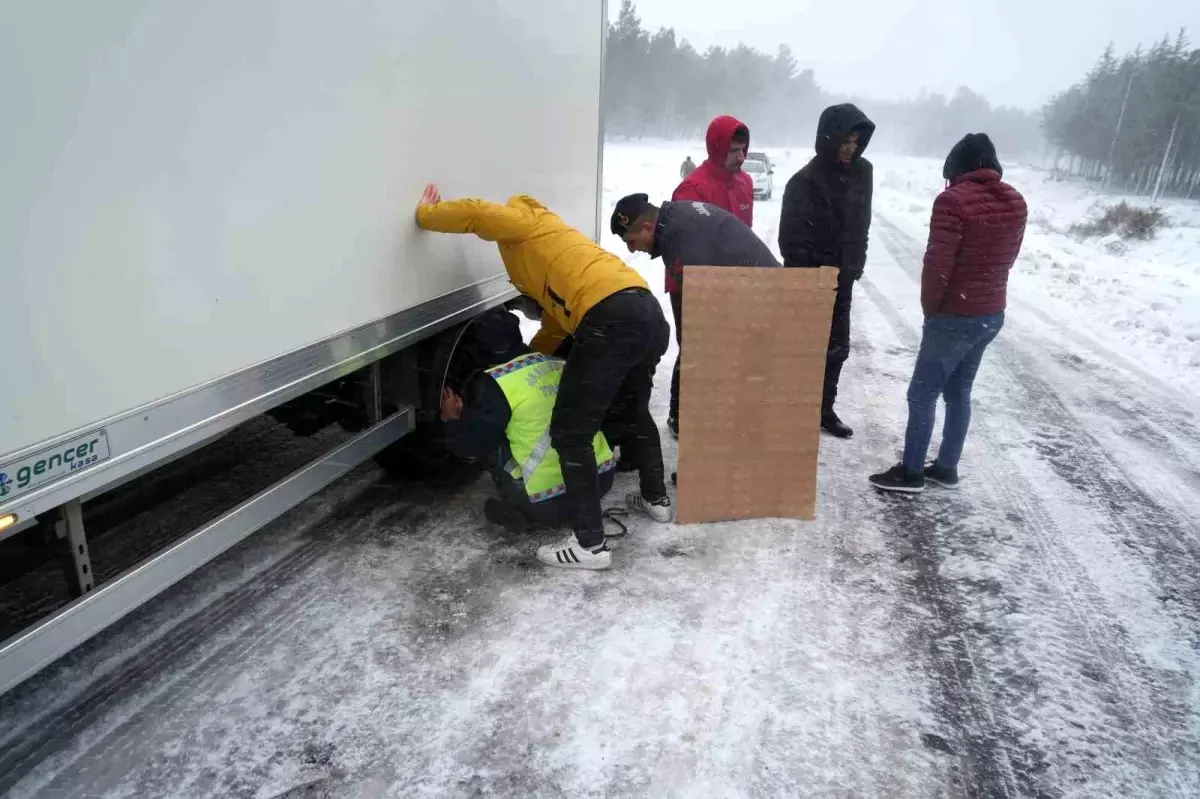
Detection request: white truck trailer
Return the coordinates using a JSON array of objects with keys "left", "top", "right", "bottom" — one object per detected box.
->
[{"left": 0, "top": 0, "right": 606, "bottom": 694}]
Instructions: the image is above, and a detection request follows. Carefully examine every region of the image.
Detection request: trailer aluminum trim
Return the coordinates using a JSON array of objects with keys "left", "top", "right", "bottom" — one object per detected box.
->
[
  {"left": 0, "top": 275, "right": 515, "bottom": 524},
  {"left": 0, "top": 408, "right": 414, "bottom": 697},
  {"left": 595, "top": 0, "right": 609, "bottom": 243}
]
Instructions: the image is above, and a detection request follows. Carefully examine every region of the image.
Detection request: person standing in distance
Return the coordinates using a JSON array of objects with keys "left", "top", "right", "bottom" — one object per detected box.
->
[
  {"left": 666, "top": 115, "right": 755, "bottom": 437},
  {"left": 778, "top": 104, "right": 875, "bottom": 439}
]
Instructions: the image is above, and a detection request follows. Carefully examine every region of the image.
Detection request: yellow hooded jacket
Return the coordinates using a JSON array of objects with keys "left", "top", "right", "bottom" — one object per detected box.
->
[{"left": 416, "top": 195, "right": 648, "bottom": 354}]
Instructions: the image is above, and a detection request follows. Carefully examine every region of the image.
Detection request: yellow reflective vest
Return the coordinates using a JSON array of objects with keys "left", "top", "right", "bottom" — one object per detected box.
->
[{"left": 486, "top": 353, "right": 614, "bottom": 502}]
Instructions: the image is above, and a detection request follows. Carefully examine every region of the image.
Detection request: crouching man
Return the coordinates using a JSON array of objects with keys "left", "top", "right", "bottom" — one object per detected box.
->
[
  {"left": 611, "top": 192, "right": 779, "bottom": 447},
  {"left": 415, "top": 185, "right": 671, "bottom": 571},
  {"left": 441, "top": 353, "right": 617, "bottom": 555}
]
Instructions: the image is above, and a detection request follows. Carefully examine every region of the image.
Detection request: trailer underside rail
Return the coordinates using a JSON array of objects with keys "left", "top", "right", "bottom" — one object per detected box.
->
[
  {"left": 0, "top": 408, "right": 413, "bottom": 696},
  {"left": 0, "top": 276, "right": 513, "bottom": 527}
]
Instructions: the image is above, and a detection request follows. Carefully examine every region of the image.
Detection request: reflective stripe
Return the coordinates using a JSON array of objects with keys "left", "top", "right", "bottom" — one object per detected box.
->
[
  {"left": 488, "top": 353, "right": 613, "bottom": 502},
  {"left": 485, "top": 352, "right": 553, "bottom": 378},
  {"left": 520, "top": 431, "right": 554, "bottom": 484}
]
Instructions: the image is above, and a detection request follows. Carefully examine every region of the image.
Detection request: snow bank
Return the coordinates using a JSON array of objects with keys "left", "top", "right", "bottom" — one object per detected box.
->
[
  {"left": 873, "top": 155, "right": 1200, "bottom": 397},
  {"left": 601, "top": 140, "right": 1200, "bottom": 398}
]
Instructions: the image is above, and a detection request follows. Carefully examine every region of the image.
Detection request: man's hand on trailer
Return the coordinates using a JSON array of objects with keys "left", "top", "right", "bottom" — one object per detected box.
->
[{"left": 417, "top": 183, "right": 442, "bottom": 217}]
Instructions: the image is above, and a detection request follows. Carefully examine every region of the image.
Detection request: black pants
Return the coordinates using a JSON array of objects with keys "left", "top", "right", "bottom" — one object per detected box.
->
[
  {"left": 668, "top": 290, "right": 683, "bottom": 422},
  {"left": 550, "top": 289, "right": 670, "bottom": 547},
  {"left": 495, "top": 469, "right": 615, "bottom": 528},
  {"left": 824, "top": 275, "right": 855, "bottom": 414}
]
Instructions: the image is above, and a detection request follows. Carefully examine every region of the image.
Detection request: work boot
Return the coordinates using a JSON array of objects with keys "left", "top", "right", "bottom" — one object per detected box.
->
[
  {"left": 821, "top": 410, "right": 854, "bottom": 438},
  {"left": 868, "top": 464, "right": 925, "bottom": 494},
  {"left": 626, "top": 492, "right": 673, "bottom": 523},
  {"left": 536, "top": 534, "right": 612, "bottom": 570},
  {"left": 924, "top": 461, "right": 960, "bottom": 489},
  {"left": 483, "top": 498, "right": 533, "bottom": 534}
]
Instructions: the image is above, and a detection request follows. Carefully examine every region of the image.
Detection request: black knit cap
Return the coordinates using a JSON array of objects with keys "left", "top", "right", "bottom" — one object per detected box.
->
[
  {"left": 943, "top": 133, "right": 1003, "bottom": 180},
  {"left": 610, "top": 193, "right": 652, "bottom": 236}
]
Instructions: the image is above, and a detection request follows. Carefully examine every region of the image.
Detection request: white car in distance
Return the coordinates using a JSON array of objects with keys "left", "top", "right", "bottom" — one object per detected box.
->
[{"left": 744, "top": 158, "right": 773, "bottom": 200}]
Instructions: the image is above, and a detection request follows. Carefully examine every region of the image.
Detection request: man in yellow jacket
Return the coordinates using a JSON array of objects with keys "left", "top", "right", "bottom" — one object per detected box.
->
[{"left": 415, "top": 184, "right": 671, "bottom": 569}]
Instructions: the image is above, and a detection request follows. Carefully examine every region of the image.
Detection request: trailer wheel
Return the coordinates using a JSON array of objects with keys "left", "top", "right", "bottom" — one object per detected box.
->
[{"left": 373, "top": 423, "right": 482, "bottom": 488}]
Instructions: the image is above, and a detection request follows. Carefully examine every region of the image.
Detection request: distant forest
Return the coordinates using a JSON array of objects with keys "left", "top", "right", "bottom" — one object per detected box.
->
[
  {"left": 1043, "top": 33, "right": 1200, "bottom": 199},
  {"left": 605, "top": 0, "right": 1200, "bottom": 200},
  {"left": 603, "top": 0, "right": 1045, "bottom": 159}
]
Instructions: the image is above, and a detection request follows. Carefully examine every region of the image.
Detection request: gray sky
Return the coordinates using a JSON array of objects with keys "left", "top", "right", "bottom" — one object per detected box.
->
[{"left": 615, "top": 0, "right": 1200, "bottom": 108}]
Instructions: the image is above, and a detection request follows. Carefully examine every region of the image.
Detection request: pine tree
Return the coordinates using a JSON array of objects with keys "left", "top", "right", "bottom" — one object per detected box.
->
[{"left": 1044, "top": 29, "right": 1200, "bottom": 197}]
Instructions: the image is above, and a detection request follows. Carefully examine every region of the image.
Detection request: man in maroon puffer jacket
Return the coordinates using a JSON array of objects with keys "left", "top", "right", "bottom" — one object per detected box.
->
[{"left": 870, "top": 133, "right": 1027, "bottom": 493}]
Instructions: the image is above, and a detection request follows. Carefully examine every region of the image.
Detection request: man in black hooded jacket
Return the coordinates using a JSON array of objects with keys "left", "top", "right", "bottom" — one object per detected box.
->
[{"left": 778, "top": 103, "right": 876, "bottom": 438}]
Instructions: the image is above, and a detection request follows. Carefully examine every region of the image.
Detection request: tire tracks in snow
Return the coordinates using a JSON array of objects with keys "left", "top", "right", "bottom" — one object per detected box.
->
[
  {"left": 873, "top": 211, "right": 1200, "bottom": 515},
  {"left": 861, "top": 216, "right": 1200, "bottom": 795},
  {"left": 0, "top": 482, "right": 412, "bottom": 797},
  {"left": 852, "top": 288, "right": 1040, "bottom": 798},
  {"left": 874, "top": 215, "right": 1200, "bottom": 621},
  {"left": 873, "top": 215, "right": 1199, "bottom": 416}
]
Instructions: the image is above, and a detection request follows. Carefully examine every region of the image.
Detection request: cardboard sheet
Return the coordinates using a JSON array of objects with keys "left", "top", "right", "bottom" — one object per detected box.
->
[{"left": 676, "top": 266, "right": 840, "bottom": 524}]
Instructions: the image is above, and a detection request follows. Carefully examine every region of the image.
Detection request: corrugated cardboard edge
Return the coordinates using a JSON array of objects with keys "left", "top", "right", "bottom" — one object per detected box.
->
[{"left": 676, "top": 266, "right": 839, "bottom": 524}]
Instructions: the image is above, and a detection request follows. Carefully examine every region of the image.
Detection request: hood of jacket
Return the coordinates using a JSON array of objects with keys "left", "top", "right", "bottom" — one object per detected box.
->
[
  {"left": 705, "top": 115, "right": 750, "bottom": 166},
  {"left": 943, "top": 133, "right": 1003, "bottom": 180},
  {"left": 814, "top": 103, "right": 875, "bottom": 162}
]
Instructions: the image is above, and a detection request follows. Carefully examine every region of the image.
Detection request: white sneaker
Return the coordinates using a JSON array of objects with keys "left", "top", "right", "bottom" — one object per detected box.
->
[
  {"left": 626, "top": 492, "right": 673, "bottom": 523},
  {"left": 536, "top": 534, "right": 612, "bottom": 570}
]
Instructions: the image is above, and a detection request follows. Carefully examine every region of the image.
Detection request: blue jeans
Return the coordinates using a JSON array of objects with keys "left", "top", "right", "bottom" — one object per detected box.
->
[{"left": 903, "top": 313, "right": 1004, "bottom": 473}]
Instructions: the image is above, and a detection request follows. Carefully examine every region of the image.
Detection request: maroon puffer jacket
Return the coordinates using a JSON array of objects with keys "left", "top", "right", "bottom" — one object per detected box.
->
[{"left": 922, "top": 169, "right": 1027, "bottom": 318}]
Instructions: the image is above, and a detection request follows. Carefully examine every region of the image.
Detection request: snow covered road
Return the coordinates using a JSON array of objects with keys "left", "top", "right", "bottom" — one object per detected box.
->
[
  {"left": 854, "top": 215, "right": 1200, "bottom": 795},
  {"left": 0, "top": 144, "right": 1198, "bottom": 797}
]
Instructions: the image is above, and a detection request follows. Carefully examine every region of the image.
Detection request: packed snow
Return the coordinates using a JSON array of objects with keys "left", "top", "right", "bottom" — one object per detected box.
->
[
  {"left": 1, "top": 141, "right": 1198, "bottom": 798},
  {"left": 610, "top": 139, "right": 1200, "bottom": 402},
  {"left": 875, "top": 155, "right": 1200, "bottom": 400}
]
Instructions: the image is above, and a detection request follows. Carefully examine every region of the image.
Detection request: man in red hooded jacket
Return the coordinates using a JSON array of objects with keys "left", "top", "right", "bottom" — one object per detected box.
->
[{"left": 665, "top": 115, "right": 755, "bottom": 436}]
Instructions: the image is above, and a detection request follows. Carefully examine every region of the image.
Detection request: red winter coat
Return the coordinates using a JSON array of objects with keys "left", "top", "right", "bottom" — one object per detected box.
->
[
  {"left": 668, "top": 115, "right": 755, "bottom": 293},
  {"left": 922, "top": 169, "right": 1027, "bottom": 318}
]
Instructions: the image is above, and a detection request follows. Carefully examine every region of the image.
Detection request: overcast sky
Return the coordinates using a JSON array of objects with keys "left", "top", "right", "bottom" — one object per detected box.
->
[{"left": 615, "top": 0, "right": 1200, "bottom": 109}]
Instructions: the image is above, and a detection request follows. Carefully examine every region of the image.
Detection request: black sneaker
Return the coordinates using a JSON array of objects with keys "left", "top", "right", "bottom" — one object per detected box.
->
[
  {"left": 667, "top": 413, "right": 679, "bottom": 440},
  {"left": 821, "top": 411, "right": 854, "bottom": 438},
  {"left": 924, "top": 461, "right": 960, "bottom": 489},
  {"left": 869, "top": 464, "right": 925, "bottom": 493},
  {"left": 483, "top": 498, "right": 533, "bottom": 533}
]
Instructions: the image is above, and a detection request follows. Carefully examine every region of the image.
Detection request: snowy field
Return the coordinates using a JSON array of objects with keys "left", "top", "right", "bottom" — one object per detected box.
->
[
  {"left": 1, "top": 142, "right": 1199, "bottom": 798},
  {"left": 610, "top": 139, "right": 1200, "bottom": 401},
  {"left": 875, "top": 155, "right": 1200, "bottom": 400}
]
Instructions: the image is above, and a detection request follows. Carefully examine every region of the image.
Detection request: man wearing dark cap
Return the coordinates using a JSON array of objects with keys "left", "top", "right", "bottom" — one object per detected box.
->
[
  {"left": 870, "top": 133, "right": 1027, "bottom": 493},
  {"left": 612, "top": 193, "right": 779, "bottom": 444},
  {"left": 779, "top": 103, "right": 876, "bottom": 439}
]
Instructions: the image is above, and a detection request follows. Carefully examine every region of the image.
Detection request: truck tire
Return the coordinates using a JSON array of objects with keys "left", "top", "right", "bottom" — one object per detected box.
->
[
  {"left": 373, "top": 306, "right": 523, "bottom": 488},
  {"left": 373, "top": 423, "right": 483, "bottom": 488}
]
